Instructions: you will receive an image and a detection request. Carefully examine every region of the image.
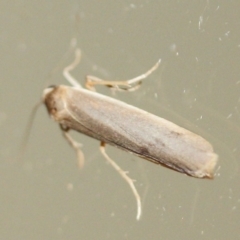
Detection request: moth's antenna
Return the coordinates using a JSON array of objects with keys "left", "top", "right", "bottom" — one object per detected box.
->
[
  {"left": 19, "top": 38, "right": 79, "bottom": 162},
  {"left": 19, "top": 100, "right": 42, "bottom": 161}
]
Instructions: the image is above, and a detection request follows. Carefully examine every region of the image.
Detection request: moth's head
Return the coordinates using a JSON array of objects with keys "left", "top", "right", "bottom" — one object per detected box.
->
[{"left": 42, "top": 85, "right": 67, "bottom": 119}]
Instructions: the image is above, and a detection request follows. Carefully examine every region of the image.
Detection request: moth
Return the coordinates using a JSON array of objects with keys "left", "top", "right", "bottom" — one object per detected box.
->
[{"left": 42, "top": 48, "right": 218, "bottom": 220}]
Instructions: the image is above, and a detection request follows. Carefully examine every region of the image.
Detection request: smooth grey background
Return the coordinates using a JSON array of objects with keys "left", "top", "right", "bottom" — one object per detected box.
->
[{"left": 1, "top": 1, "right": 239, "bottom": 239}]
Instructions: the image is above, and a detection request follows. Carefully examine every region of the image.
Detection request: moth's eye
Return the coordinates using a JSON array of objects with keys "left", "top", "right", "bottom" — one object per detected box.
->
[
  {"left": 47, "top": 85, "right": 57, "bottom": 89},
  {"left": 51, "top": 108, "right": 57, "bottom": 114}
]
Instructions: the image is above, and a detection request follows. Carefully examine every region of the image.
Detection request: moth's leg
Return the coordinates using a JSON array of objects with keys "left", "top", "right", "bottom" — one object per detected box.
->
[
  {"left": 63, "top": 48, "right": 83, "bottom": 88},
  {"left": 99, "top": 141, "right": 142, "bottom": 220},
  {"left": 60, "top": 125, "right": 84, "bottom": 169},
  {"left": 85, "top": 59, "right": 161, "bottom": 92}
]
